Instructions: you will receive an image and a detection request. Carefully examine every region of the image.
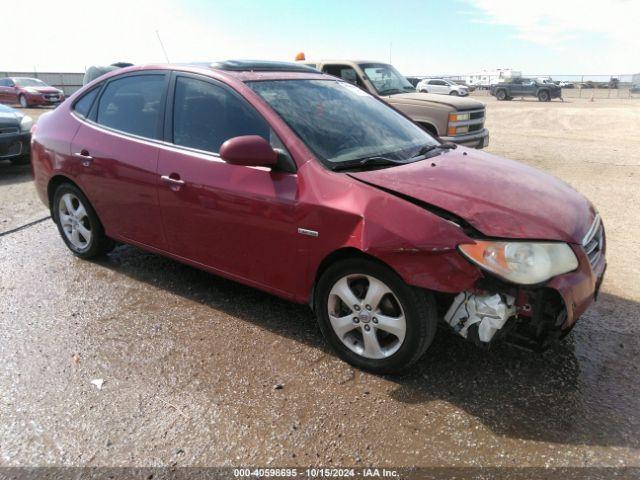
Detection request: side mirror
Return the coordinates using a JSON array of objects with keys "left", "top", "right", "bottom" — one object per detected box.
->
[{"left": 219, "top": 135, "right": 278, "bottom": 168}]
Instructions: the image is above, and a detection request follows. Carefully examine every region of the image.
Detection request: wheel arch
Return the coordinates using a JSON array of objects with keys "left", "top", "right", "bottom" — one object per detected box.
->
[
  {"left": 416, "top": 121, "right": 438, "bottom": 136},
  {"left": 310, "top": 247, "right": 398, "bottom": 310},
  {"left": 47, "top": 174, "right": 84, "bottom": 214}
]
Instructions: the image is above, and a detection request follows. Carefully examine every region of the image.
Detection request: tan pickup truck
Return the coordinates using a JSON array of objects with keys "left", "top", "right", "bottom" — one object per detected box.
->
[{"left": 302, "top": 60, "right": 489, "bottom": 149}]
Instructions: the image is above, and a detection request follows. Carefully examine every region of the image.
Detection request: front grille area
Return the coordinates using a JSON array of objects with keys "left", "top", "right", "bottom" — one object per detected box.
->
[
  {"left": 451, "top": 108, "right": 486, "bottom": 137},
  {"left": 582, "top": 215, "right": 605, "bottom": 268},
  {"left": 469, "top": 109, "right": 485, "bottom": 120},
  {"left": 0, "top": 126, "right": 19, "bottom": 136},
  {"left": 0, "top": 140, "right": 23, "bottom": 158}
]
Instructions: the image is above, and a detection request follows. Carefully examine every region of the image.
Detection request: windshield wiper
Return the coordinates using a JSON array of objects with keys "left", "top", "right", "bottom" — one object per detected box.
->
[
  {"left": 331, "top": 156, "right": 405, "bottom": 171},
  {"left": 410, "top": 142, "right": 458, "bottom": 160},
  {"left": 378, "top": 88, "right": 403, "bottom": 96}
]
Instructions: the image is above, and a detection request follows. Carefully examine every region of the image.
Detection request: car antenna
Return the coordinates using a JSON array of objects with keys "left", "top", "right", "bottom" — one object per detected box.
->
[{"left": 156, "top": 30, "right": 171, "bottom": 63}]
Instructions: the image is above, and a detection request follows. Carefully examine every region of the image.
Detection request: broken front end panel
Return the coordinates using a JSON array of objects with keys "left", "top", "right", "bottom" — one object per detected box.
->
[{"left": 443, "top": 279, "right": 569, "bottom": 351}]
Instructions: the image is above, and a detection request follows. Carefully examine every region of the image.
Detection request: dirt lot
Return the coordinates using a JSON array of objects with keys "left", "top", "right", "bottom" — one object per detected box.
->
[{"left": 1, "top": 98, "right": 640, "bottom": 468}]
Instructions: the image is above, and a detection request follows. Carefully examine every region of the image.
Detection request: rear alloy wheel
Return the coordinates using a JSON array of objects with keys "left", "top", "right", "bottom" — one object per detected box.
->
[
  {"left": 19, "top": 95, "right": 28, "bottom": 108},
  {"left": 315, "top": 258, "right": 437, "bottom": 374},
  {"left": 538, "top": 90, "right": 550, "bottom": 102},
  {"left": 496, "top": 89, "right": 507, "bottom": 101},
  {"left": 53, "top": 183, "right": 114, "bottom": 258}
]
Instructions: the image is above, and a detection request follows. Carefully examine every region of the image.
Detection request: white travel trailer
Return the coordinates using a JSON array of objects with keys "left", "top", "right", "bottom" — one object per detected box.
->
[{"left": 465, "top": 69, "right": 522, "bottom": 88}]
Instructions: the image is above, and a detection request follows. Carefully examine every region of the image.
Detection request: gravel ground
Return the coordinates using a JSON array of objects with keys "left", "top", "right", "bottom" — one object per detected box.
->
[{"left": 1, "top": 99, "right": 639, "bottom": 468}]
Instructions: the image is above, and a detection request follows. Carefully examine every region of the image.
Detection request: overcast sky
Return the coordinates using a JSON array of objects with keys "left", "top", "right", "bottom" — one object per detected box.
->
[{"left": 3, "top": 0, "right": 638, "bottom": 75}]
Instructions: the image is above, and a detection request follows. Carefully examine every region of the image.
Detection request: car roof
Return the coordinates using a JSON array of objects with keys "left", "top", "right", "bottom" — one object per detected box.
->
[
  {"left": 207, "top": 60, "right": 319, "bottom": 73},
  {"left": 94, "top": 61, "right": 329, "bottom": 84}
]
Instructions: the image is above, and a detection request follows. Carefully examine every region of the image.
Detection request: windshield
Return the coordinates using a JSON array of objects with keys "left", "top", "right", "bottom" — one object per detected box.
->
[
  {"left": 247, "top": 79, "right": 438, "bottom": 167},
  {"left": 359, "top": 63, "right": 415, "bottom": 96},
  {"left": 15, "top": 78, "right": 47, "bottom": 87}
]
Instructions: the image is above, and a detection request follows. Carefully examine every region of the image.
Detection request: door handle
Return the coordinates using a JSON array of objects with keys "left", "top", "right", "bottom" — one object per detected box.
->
[
  {"left": 160, "top": 175, "right": 185, "bottom": 187},
  {"left": 73, "top": 150, "right": 93, "bottom": 167}
]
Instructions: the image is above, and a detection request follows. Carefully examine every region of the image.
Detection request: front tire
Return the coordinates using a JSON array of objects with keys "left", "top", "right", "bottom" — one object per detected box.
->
[
  {"left": 52, "top": 183, "right": 114, "bottom": 258},
  {"left": 314, "top": 258, "right": 437, "bottom": 374},
  {"left": 19, "top": 95, "right": 28, "bottom": 108},
  {"left": 538, "top": 90, "right": 550, "bottom": 102},
  {"left": 449, "top": 90, "right": 459, "bottom": 96}
]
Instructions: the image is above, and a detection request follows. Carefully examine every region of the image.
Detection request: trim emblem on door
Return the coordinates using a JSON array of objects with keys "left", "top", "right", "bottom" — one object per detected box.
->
[{"left": 298, "top": 228, "right": 319, "bottom": 237}]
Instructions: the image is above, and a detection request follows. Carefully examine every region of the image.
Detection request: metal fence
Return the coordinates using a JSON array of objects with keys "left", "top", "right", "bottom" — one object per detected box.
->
[
  {"left": 416, "top": 73, "right": 640, "bottom": 99},
  {"left": 0, "top": 71, "right": 84, "bottom": 96},
  {"left": 470, "top": 86, "right": 638, "bottom": 99}
]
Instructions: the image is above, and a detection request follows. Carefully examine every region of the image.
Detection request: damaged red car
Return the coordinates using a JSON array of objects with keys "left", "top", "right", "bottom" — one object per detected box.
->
[{"left": 31, "top": 62, "right": 606, "bottom": 373}]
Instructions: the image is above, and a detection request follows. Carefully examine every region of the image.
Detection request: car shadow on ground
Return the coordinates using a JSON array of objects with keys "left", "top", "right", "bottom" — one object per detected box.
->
[
  {"left": 95, "top": 243, "right": 639, "bottom": 450},
  {"left": 0, "top": 161, "right": 32, "bottom": 185}
]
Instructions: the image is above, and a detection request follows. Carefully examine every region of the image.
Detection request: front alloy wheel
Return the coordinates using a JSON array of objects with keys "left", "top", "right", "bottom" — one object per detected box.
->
[
  {"left": 328, "top": 274, "right": 406, "bottom": 359},
  {"left": 19, "top": 95, "right": 28, "bottom": 108},
  {"left": 315, "top": 258, "right": 437, "bottom": 374}
]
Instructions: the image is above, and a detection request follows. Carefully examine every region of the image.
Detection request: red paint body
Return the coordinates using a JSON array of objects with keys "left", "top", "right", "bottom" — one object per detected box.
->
[{"left": 31, "top": 65, "right": 605, "bottom": 331}]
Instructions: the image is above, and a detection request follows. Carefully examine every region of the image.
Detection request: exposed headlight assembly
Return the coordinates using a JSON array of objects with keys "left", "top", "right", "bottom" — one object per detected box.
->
[
  {"left": 459, "top": 240, "right": 578, "bottom": 285},
  {"left": 20, "top": 115, "right": 33, "bottom": 132}
]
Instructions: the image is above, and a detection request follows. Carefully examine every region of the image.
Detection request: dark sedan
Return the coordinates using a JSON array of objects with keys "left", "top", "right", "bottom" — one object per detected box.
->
[{"left": 0, "top": 104, "right": 32, "bottom": 164}]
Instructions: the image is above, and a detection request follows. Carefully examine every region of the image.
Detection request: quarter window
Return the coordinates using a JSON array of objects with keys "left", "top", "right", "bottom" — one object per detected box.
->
[
  {"left": 96, "top": 75, "right": 165, "bottom": 139},
  {"left": 172, "top": 76, "right": 271, "bottom": 154},
  {"left": 73, "top": 87, "right": 101, "bottom": 118}
]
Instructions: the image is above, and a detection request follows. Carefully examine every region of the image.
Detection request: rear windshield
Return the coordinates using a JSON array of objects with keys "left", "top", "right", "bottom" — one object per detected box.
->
[{"left": 247, "top": 79, "right": 437, "bottom": 167}]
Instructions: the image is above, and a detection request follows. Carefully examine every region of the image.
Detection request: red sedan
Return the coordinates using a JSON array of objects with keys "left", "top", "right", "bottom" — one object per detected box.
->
[
  {"left": 30, "top": 61, "right": 606, "bottom": 373},
  {"left": 0, "top": 77, "right": 65, "bottom": 107}
]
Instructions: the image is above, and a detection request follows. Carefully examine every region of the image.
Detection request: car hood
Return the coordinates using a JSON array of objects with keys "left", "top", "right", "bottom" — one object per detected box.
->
[
  {"left": 349, "top": 148, "right": 595, "bottom": 244},
  {"left": 385, "top": 92, "right": 484, "bottom": 110},
  {"left": 0, "top": 105, "right": 22, "bottom": 126}
]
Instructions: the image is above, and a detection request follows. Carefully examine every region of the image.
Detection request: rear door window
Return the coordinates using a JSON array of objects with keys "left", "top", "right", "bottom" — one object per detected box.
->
[
  {"left": 96, "top": 75, "right": 166, "bottom": 139},
  {"left": 171, "top": 76, "right": 271, "bottom": 154},
  {"left": 321, "top": 65, "right": 364, "bottom": 87}
]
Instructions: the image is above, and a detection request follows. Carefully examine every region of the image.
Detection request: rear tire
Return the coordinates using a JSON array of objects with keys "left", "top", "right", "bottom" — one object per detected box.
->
[
  {"left": 314, "top": 258, "right": 437, "bottom": 374},
  {"left": 496, "top": 89, "right": 507, "bottom": 101},
  {"left": 52, "top": 183, "right": 114, "bottom": 259},
  {"left": 19, "top": 95, "right": 28, "bottom": 108}
]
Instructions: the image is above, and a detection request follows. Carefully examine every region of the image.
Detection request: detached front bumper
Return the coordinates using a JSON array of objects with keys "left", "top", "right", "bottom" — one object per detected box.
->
[
  {"left": 446, "top": 242, "right": 606, "bottom": 351},
  {"left": 442, "top": 128, "right": 490, "bottom": 149},
  {"left": 0, "top": 131, "right": 30, "bottom": 159}
]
